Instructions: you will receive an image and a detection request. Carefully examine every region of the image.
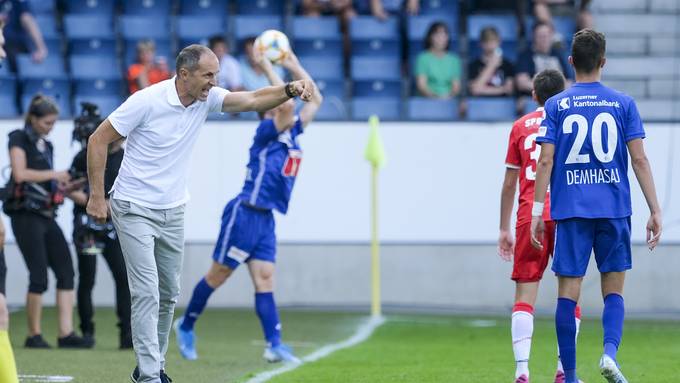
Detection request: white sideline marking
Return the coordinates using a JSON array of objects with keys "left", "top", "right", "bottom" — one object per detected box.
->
[
  {"left": 19, "top": 375, "right": 74, "bottom": 382},
  {"left": 244, "top": 315, "right": 386, "bottom": 383},
  {"left": 250, "top": 340, "right": 318, "bottom": 348}
]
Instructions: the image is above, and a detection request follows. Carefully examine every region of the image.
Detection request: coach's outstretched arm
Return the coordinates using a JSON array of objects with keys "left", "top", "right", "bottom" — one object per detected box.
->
[
  {"left": 530, "top": 142, "right": 554, "bottom": 250},
  {"left": 86, "top": 119, "right": 122, "bottom": 222},
  {"left": 221, "top": 78, "right": 314, "bottom": 114},
  {"left": 628, "top": 138, "right": 662, "bottom": 249}
]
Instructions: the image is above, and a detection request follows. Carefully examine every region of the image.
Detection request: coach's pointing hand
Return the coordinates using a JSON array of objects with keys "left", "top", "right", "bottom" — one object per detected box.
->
[
  {"left": 87, "top": 195, "right": 109, "bottom": 224},
  {"left": 291, "top": 79, "right": 314, "bottom": 102}
]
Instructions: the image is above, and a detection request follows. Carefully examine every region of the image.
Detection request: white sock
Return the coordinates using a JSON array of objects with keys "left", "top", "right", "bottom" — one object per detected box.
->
[
  {"left": 557, "top": 315, "right": 581, "bottom": 373},
  {"left": 512, "top": 310, "right": 534, "bottom": 378}
]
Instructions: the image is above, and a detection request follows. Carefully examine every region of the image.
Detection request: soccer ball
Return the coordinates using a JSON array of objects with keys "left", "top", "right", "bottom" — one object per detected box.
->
[{"left": 254, "top": 30, "right": 290, "bottom": 64}]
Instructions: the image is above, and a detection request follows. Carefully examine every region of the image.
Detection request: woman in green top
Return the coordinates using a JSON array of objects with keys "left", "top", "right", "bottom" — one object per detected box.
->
[{"left": 415, "top": 22, "right": 462, "bottom": 99}]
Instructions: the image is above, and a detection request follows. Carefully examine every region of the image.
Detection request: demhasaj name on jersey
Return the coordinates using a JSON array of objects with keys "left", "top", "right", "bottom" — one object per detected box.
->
[{"left": 566, "top": 167, "right": 621, "bottom": 186}]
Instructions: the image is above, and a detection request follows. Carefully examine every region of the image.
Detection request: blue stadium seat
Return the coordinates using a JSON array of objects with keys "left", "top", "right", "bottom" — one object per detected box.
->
[
  {"left": 69, "top": 38, "right": 117, "bottom": 56},
  {"left": 420, "top": 0, "right": 459, "bottom": 16},
  {"left": 179, "top": 0, "right": 229, "bottom": 15},
  {"left": 236, "top": 0, "right": 285, "bottom": 15},
  {"left": 299, "top": 57, "right": 343, "bottom": 80},
  {"left": 353, "top": 80, "right": 401, "bottom": 97},
  {"left": 0, "top": 77, "right": 17, "bottom": 97},
  {"left": 64, "top": 15, "right": 114, "bottom": 39},
  {"left": 315, "top": 79, "right": 344, "bottom": 99},
  {"left": 16, "top": 55, "right": 67, "bottom": 79},
  {"left": 28, "top": 0, "right": 56, "bottom": 14},
  {"left": 0, "top": 94, "right": 19, "bottom": 118},
  {"left": 407, "top": 98, "right": 458, "bottom": 121},
  {"left": 351, "top": 57, "right": 400, "bottom": 80},
  {"left": 234, "top": 16, "right": 283, "bottom": 42},
  {"left": 176, "top": 16, "right": 225, "bottom": 47},
  {"left": 120, "top": 16, "right": 170, "bottom": 40},
  {"left": 468, "top": 15, "right": 518, "bottom": 42},
  {"left": 123, "top": 40, "right": 171, "bottom": 68},
  {"left": 314, "top": 99, "right": 348, "bottom": 120},
  {"left": 352, "top": 97, "right": 401, "bottom": 121},
  {"left": 70, "top": 56, "right": 122, "bottom": 80},
  {"left": 292, "top": 17, "right": 342, "bottom": 59},
  {"left": 407, "top": 15, "right": 459, "bottom": 59},
  {"left": 523, "top": 99, "right": 540, "bottom": 115},
  {"left": 74, "top": 95, "right": 122, "bottom": 116},
  {"left": 64, "top": 0, "right": 116, "bottom": 14},
  {"left": 43, "top": 39, "right": 63, "bottom": 56},
  {"left": 74, "top": 79, "right": 123, "bottom": 96},
  {"left": 122, "top": 0, "right": 171, "bottom": 15},
  {"left": 524, "top": 16, "right": 576, "bottom": 45},
  {"left": 34, "top": 15, "right": 59, "bottom": 40},
  {"left": 21, "top": 82, "right": 71, "bottom": 116},
  {"left": 466, "top": 97, "right": 516, "bottom": 121},
  {"left": 0, "top": 62, "right": 12, "bottom": 77},
  {"left": 350, "top": 16, "right": 401, "bottom": 57}
]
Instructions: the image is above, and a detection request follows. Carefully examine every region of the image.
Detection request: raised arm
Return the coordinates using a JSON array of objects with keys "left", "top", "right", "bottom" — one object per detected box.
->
[
  {"left": 281, "top": 52, "right": 323, "bottom": 127},
  {"left": 221, "top": 79, "right": 314, "bottom": 114},
  {"left": 530, "top": 142, "right": 554, "bottom": 249},
  {"left": 628, "top": 138, "right": 662, "bottom": 249},
  {"left": 86, "top": 119, "right": 122, "bottom": 222},
  {"left": 19, "top": 12, "right": 47, "bottom": 62}
]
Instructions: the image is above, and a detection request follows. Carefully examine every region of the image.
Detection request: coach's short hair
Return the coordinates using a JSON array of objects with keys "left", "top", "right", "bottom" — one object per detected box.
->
[
  {"left": 533, "top": 69, "right": 565, "bottom": 105},
  {"left": 571, "top": 29, "right": 606, "bottom": 74},
  {"left": 176, "top": 44, "right": 211, "bottom": 75}
]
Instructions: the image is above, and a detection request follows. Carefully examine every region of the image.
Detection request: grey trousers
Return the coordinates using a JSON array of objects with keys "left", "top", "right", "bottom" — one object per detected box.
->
[{"left": 110, "top": 198, "right": 185, "bottom": 383}]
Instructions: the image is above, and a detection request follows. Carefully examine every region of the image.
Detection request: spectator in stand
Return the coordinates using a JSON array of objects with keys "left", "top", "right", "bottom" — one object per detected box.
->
[
  {"left": 515, "top": 22, "right": 573, "bottom": 96},
  {"left": 415, "top": 21, "right": 461, "bottom": 99},
  {"left": 208, "top": 35, "right": 243, "bottom": 91},
  {"left": 127, "top": 40, "right": 170, "bottom": 94},
  {"left": 469, "top": 26, "right": 515, "bottom": 97},
  {"left": 533, "top": 0, "right": 593, "bottom": 38},
  {"left": 301, "top": 0, "right": 357, "bottom": 22},
  {"left": 369, "top": 0, "right": 420, "bottom": 20},
  {"left": 239, "top": 37, "right": 285, "bottom": 91},
  {"left": 0, "top": 0, "right": 48, "bottom": 71}
]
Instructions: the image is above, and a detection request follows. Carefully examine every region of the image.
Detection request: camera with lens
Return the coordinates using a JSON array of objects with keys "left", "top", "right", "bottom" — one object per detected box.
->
[
  {"left": 73, "top": 102, "right": 103, "bottom": 146},
  {"left": 74, "top": 212, "right": 116, "bottom": 256}
]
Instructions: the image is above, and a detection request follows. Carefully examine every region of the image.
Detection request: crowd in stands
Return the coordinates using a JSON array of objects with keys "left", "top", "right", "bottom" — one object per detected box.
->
[{"left": 0, "top": 0, "right": 592, "bottom": 121}]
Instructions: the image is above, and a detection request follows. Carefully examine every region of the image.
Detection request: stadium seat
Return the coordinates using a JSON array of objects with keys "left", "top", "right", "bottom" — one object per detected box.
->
[
  {"left": 468, "top": 15, "right": 518, "bottom": 42},
  {"left": 64, "top": 15, "right": 114, "bottom": 39},
  {"left": 74, "top": 79, "right": 124, "bottom": 97},
  {"left": 0, "top": 62, "right": 12, "bottom": 77},
  {"left": 523, "top": 99, "right": 540, "bottom": 115},
  {"left": 313, "top": 98, "right": 348, "bottom": 120},
  {"left": 292, "top": 17, "right": 343, "bottom": 59},
  {"left": 74, "top": 95, "right": 122, "bottom": 117},
  {"left": 0, "top": 94, "right": 19, "bottom": 118},
  {"left": 350, "top": 57, "right": 401, "bottom": 80},
  {"left": 179, "top": 0, "right": 229, "bottom": 15},
  {"left": 64, "top": 0, "right": 116, "bottom": 14},
  {"left": 16, "top": 55, "right": 67, "bottom": 79},
  {"left": 21, "top": 81, "right": 72, "bottom": 116},
  {"left": 69, "top": 38, "right": 117, "bottom": 56},
  {"left": 420, "top": 0, "right": 459, "bottom": 16},
  {"left": 123, "top": 40, "right": 172, "bottom": 68},
  {"left": 0, "top": 76, "right": 17, "bottom": 97},
  {"left": 525, "top": 16, "right": 577, "bottom": 45},
  {"left": 28, "top": 0, "right": 56, "bottom": 14},
  {"left": 407, "top": 98, "right": 459, "bottom": 121},
  {"left": 352, "top": 97, "right": 401, "bottom": 121},
  {"left": 176, "top": 16, "right": 225, "bottom": 47},
  {"left": 120, "top": 16, "right": 170, "bottom": 40},
  {"left": 236, "top": 0, "right": 285, "bottom": 15},
  {"left": 34, "top": 15, "right": 59, "bottom": 40},
  {"left": 299, "top": 57, "right": 343, "bottom": 80},
  {"left": 315, "top": 79, "right": 344, "bottom": 99},
  {"left": 407, "top": 15, "right": 459, "bottom": 59},
  {"left": 234, "top": 16, "right": 283, "bottom": 42},
  {"left": 122, "top": 0, "right": 171, "bottom": 15},
  {"left": 350, "top": 16, "right": 401, "bottom": 57},
  {"left": 70, "top": 56, "right": 122, "bottom": 80},
  {"left": 466, "top": 97, "right": 516, "bottom": 121},
  {"left": 353, "top": 80, "right": 401, "bottom": 97}
]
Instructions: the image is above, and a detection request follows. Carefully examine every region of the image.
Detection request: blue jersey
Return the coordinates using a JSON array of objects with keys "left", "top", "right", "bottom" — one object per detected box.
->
[
  {"left": 536, "top": 82, "right": 645, "bottom": 220},
  {"left": 237, "top": 116, "right": 303, "bottom": 214}
]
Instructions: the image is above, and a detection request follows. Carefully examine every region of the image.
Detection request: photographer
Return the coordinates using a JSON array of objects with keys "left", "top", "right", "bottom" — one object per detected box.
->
[
  {"left": 4, "top": 95, "right": 90, "bottom": 349},
  {"left": 68, "top": 103, "right": 131, "bottom": 349}
]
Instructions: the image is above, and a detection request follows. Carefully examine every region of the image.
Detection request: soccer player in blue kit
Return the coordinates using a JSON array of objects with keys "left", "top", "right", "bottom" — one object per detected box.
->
[
  {"left": 531, "top": 29, "right": 662, "bottom": 383},
  {"left": 174, "top": 48, "right": 322, "bottom": 363}
]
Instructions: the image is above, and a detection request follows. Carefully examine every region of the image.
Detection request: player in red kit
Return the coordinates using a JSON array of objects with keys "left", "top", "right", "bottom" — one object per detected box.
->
[{"left": 498, "top": 69, "right": 582, "bottom": 383}]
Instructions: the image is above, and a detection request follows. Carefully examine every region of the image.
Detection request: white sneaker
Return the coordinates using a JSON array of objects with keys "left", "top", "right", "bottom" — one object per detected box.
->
[{"left": 599, "top": 354, "right": 628, "bottom": 383}]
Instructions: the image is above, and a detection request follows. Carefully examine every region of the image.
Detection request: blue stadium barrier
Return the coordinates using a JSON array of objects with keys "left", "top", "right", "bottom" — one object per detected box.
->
[
  {"left": 16, "top": 55, "right": 67, "bottom": 79},
  {"left": 352, "top": 97, "right": 401, "bottom": 121},
  {"left": 234, "top": 16, "right": 283, "bottom": 41},
  {"left": 292, "top": 17, "right": 342, "bottom": 59},
  {"left": 120, "top": 16, "right": 170, "bottom": 40},
  {"left": 468, "top": 14, "right": 518, "bottom": 42},
  {"left": 176, "top": 16, "right": 225, "bottom": 47},
  {"left": 466, "top": 97, "right": 516, "bottom": 121},
  {"left": 351, "top": 57, "right": 401, "bottom": 80},
  {"left": 179, "top": 0, "right": 229, "bottom": 15},
  {"left": 315, "top": 79, "right": 344, "bottom": 99},
  {"left": 21, "top": 85, "right": 72, "bottom": 116},
  {"left": 0, "top": 94, "right": 19, "bottom": 118},
  {"left": 64, "top": 0, "right": 116, "bottom": 14},
  {"left": 64, "top": 14, "right": 115, "bottom": 39},
  {"left": 236, "top": 0, "right": 285, "bottom": 15},
  {"left": 353, "top": 80, "right": 401, "bottom": 97},
  {"left": 299, "top": 57, "right": 344, "bottom": 80},
  {"left": 122, "top": 0, "right": 172, "bottom": 15},
  {"left": 420, "top": 0, "right": 459, "bottom": 16},
  {"left": 74, "top": 79, "right": 124, "bottom": 97},
  {"left": 407, "top": 98, "right": 459, "bottom": 121},
  {"left": 34, "top": 15, "right": 59, "bottom": 40},
  {"left": 123, "top": 40, "right": 172, "bottom": 69},
  {"left": 350, "top": 16, "right": 401, "bottom": 57},
  {"left": 70, "top": 56, "right": 122, "bottom": 80},
  {"left": 74, "top": 95, "right": 122, "bottom": 117},
  {"left": 28, "top": 0, "right": 56, "bottom": 14}
]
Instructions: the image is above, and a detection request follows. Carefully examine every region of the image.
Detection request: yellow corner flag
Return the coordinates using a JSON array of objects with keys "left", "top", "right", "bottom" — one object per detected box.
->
[{"left": 364, "top": 115, "right": 387, "bottom": 168}]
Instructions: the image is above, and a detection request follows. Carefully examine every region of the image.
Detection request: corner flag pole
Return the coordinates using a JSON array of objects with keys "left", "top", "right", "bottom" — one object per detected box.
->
[{"left": 364, "top": 115, "right": 386, "bottom": 318}]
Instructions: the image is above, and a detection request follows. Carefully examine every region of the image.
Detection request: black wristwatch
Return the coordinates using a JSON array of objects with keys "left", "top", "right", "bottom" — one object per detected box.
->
[{"left": 285, "top": 82, "right": 298, "bottom": 98}]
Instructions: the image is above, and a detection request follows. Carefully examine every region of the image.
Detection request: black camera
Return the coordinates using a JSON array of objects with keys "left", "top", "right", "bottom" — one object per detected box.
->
[
  {"left": 73, "top": 102, "right": 103, "bottom": 145},
  {"left": 74, "top": 212, "right": 116, "bottom": 256}
]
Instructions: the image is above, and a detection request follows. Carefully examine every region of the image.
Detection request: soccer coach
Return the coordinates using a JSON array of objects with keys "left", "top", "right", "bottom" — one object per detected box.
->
[{"left": 86, "top": 45, "right": 313, "bottom": 383}]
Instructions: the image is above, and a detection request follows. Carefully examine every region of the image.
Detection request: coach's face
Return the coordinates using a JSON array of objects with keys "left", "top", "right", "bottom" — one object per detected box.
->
[{"left": 187, "top": 52, "right": 220, "bottom": 102}]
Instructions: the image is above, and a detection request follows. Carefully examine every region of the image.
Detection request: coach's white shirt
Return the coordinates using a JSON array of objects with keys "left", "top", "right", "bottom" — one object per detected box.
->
[{"left": 108, "top": 77, "right": 229, "bottom": 209}]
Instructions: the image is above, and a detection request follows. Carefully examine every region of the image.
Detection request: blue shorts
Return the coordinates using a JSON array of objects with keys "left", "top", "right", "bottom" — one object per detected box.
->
[
  {"left": 212, "top": 198, "right": 276, "bottom": 270},
  {"left": 552, "top": 217, "right": 632, "bottom": 277}
]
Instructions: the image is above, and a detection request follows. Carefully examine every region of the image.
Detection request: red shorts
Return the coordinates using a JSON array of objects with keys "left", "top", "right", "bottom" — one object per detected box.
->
[{"left": 512, "top": 221, "right": 555, "bottom": 283}]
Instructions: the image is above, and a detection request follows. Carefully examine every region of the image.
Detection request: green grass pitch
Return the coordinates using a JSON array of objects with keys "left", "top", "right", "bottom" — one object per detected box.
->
[{"left": 9, "top": 308, "right": 680, "bottom": 382}]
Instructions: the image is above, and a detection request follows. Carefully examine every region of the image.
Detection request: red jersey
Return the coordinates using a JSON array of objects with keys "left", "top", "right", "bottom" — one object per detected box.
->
[{"left": 505, "top": 108, "right": 551, "bottom": 227}]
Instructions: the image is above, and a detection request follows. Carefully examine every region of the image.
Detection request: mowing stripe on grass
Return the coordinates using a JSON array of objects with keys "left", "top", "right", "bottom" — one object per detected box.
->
[
  {"left": 244, "top": 315, "right": 386, "bottom": 383},
  {"left": 19, "top": 375, "right": 74, "bottom": 382}
]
